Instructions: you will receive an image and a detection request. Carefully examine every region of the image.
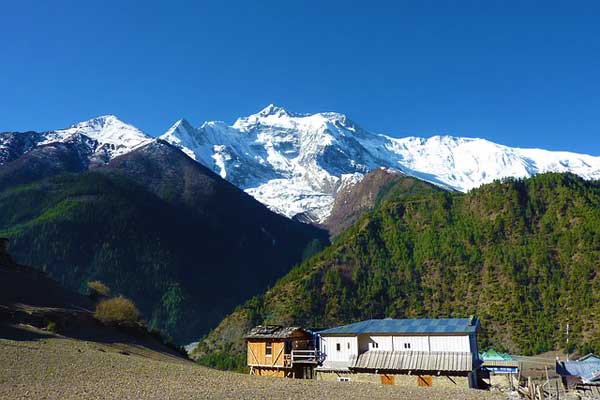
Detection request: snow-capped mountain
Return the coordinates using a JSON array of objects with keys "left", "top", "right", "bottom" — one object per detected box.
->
[
  {"left": 3, "top": 106, "right": 600, "bottom": 223},
  {"left": 159, "top": 105, "right": 600, "bottom": 222},
  {"left": 0, "top": 115, "right": 151, "bottom": 166}
]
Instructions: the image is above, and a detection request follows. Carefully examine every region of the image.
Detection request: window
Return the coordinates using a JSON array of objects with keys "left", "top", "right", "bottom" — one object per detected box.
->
[
  {"left": 404, "top": 343, "right": 411, "bottom": 349},
  {"left": 347, "top": 342, "right": 350, "bottom": 349},
  {"left": 265, "top": 342, "right": 272, "bottom": 356},
  {"left": 336, "top": 343, "right": 341, "bottom": 351},
  {"left": 337, "top": 377, "right": 351, "bottom": 382},
  {"left": 372, "top": 342, "right": 379, "bottom": 349}
]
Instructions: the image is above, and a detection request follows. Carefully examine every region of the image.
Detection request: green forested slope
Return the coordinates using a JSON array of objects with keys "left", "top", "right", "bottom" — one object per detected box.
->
[
  {"left": 0, "top": 169, "right": 325, "bottom": 343},
  {"left": 201, "top": 173, "right": 600, "bottom": 363}
]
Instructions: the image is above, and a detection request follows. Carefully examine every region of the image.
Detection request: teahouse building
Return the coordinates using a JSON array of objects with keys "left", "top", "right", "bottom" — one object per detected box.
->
[
  {"left": 316, "top": 317, "right": 481, "bottom": 388},
  {"left": 245, "top": 325, "right": 321, "bottom": 379}
]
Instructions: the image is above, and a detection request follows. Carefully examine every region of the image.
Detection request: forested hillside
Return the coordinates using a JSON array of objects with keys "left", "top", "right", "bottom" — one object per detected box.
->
[
  {"left": 198, "top": 173, "right": 600, "bottom": 367},
  {"left": 0, "top": 142, "right": 327, "bottom": 343}
]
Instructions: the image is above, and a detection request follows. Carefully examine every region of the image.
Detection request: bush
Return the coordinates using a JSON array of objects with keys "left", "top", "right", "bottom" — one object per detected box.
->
[
  {"left": 46, "top": 321, "right": 58, "bottom": 333},
  {"left": 94, "top": 296, "right": 140, "bottom": 326},
  {"left": 87, "top": 280, "right": 111, "bottom": 298}
]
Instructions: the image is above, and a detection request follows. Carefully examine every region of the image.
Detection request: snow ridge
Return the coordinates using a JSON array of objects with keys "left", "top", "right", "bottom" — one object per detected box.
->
[
  {"left": 2, "top": 107, "right": 600, "bottom": 223},
  {"left": 0, "top": 115, "right": 153, "bottom": 166},
  {"left": 158, "top": 105, "right": 600, "bottom": 222}
]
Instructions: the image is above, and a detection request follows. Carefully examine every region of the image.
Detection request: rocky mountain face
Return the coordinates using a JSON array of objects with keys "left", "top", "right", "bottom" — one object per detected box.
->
[
  {"left": 324, "top": 168, "right": 442, "bottom": 236},
  {"left": 2, "top": 108, "right": 600, "bottom": 224}
]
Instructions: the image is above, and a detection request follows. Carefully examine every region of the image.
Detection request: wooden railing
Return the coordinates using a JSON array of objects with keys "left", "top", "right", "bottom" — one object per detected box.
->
[
  {"left": 291, "top": 349, "right": 325, "bottom": 364},
  {"left": 282, "top": 350, "right": 327, "bottom": 367}
]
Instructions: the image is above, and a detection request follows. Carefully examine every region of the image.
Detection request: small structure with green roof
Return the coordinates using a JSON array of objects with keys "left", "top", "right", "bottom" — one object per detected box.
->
[{"left": 479, "top": 348, "right": 520, "bottom": 388}]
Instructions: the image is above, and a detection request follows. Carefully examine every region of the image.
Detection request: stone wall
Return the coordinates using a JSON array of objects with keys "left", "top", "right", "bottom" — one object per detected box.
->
[{"left": 316, "top": 371, "right": 471, "bottom": 388}]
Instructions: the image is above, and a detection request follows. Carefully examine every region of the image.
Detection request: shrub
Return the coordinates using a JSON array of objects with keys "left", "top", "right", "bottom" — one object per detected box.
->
[
  {"left": 46, "top": 321, "right": 58, "bottom": 333},
  {"left": 94, "top": 296, "right": 140, "bottom": 326},
  {"left": 87, "top": 280, "right": 111, "bottom": 298}
]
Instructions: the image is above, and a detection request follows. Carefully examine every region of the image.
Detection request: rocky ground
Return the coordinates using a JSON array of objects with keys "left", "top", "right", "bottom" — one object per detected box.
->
[{"left": 0, "top": 325, "right": 507, "bottom": 400}]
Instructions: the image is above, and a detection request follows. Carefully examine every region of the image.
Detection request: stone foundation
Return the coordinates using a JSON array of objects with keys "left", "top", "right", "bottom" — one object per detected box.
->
[{"left": 316, "top": 371, "right": 471, "bottom": 388}]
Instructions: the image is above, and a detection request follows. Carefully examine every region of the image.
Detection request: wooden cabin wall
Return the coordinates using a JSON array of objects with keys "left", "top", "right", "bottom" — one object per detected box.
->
[
  {"left": 247, "top": 340, "right": 286, "bottom": 367},
  {"left": 252, "top": 368, "right": 285, "bottom": 378}
]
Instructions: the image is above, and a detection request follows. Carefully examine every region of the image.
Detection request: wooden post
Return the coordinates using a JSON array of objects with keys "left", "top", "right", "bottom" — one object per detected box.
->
[{"left": 528, "top": 377, "right": 533, "bottom": 400}]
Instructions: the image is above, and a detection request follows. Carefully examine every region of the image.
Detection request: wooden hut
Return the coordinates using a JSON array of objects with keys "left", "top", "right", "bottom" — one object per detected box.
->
[{"left": 246, "top": 325, "right": 319, "bottom": 379}]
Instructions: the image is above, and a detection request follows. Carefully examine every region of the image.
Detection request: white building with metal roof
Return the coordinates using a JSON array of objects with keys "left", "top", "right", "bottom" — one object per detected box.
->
[{"left": 315, "top": 317, "right": 481, "bottom": 388}]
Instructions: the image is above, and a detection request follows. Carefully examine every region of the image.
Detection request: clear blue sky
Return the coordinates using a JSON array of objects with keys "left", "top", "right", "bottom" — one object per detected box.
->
[{"left": 1, "top": 1, "right": 599, "bottom": 154}]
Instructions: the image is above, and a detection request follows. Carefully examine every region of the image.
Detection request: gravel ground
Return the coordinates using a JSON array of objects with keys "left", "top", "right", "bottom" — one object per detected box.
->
[{"left": 0, "top": 328, "right": 506, "bottom": 400}]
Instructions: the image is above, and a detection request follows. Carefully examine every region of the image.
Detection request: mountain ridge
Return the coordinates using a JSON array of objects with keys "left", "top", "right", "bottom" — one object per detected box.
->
[{"left": 3, "top": 107, "right": 600, "bottom": 223}]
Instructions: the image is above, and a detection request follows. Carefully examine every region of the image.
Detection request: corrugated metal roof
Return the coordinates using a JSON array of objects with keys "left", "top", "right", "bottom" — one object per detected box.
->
[
  {"left": 480, "top": 348, "right": 513, "bottom": 361},
  {"left": 350, "top": 350, "right": 476, "bottom": 372},
  {"left": 557, "top": 360, "right": 600, "bottom": 384},
  {"left": 245, "top": 325, "right": 305, "bottom": 339},
  {"left": 318, "top": 318, "right": 478, "bottom": 335},
  {"left": 579, "top": 354, "right": 600, "bottom": 363}
]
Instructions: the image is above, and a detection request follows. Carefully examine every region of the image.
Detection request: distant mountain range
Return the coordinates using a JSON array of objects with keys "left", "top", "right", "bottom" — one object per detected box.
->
[{"left": 3, "top": 105, "right": 600, "bottom": 223}]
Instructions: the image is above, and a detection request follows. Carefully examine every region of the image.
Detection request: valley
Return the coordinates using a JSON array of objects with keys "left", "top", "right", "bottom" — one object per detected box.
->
[
  {"left": 1, "top": 108, "right": 599, "bottom": 399},
  {"left": 0, "top": 325, "right": 504, "bottom": 400}
]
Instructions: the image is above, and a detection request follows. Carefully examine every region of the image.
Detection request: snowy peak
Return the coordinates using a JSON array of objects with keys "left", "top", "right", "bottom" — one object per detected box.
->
[
  {"left": 53, "top": 115, "right": 151, "bottom": 146},
  {"left": 257, "top": 104, "right": 293, "bottom": 118},
  {"left": 165, "top": 118, "right": 195, "bottom": 134},
  {"left": 159, "top": 118, "right": 204, "bottom": 161},
  {"left": 159, "top": 105, "right": 600, "bottom": 222},
  {"left": 162, "top": 118, "right": 196, "bottom": 141},
  {"left": 2, "top": 106, "right": 600, "bottom": 224},
  {"left": 4, "top": 115, "right": 154, "bottom": 165},
  {"left": 233, "top": 104, "right": 304, "bottom": 130}
]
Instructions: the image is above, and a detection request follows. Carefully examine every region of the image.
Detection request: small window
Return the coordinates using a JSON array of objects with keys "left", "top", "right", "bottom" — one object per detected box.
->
[
  {"left": 266, "top": 342, "right": 272, "bottom": 356},
  {"left": 337, "top": 377, "right": 351, "bottom": 382},
  {"left": 336, "top": 343, "right": 341, "bottom": 351},
  {"left": 404, "top": 343, "right": 411, "bottom": 349},
  {"left": 347, "top": 342, "right": 350, "bottom": 349},
  {"left": 373, "top": 342, "right": 379, "bottom": 349}
]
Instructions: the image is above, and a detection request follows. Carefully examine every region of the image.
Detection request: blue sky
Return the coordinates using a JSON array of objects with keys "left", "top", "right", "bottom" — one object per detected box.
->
[{"left": 1, "top": 1, "right": 599, "bottom": 154}]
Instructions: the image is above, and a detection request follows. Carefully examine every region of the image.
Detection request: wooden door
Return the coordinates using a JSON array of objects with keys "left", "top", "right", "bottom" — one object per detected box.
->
[
  {"left": 417, "top": 375, "right": 432, "bottom": 387},
  {"left": 381, "top": 374, "right": 395, "bottom": 385}
]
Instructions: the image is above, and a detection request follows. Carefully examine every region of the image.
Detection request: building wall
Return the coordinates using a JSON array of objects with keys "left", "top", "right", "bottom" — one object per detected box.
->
[
  {"left": 354, "top": 334, "right": 471, "bottom": 353},
  {"left": 429, "top": 335, "right": 470, "bottom": 352},
  {"left": 365, "top": 335, "right": 393, "bottom": 351},
  {"left": 247, "top": 340, "right": 286, "bottom": 367},
  {"left": 391, "top": 335, "right": 430, "bottom": 351},
  {"left": 252, "top": 367, "right": 286, "bottom": 377},
  {"left": 321, "top": 336, "right": 358, "bottom": 363}
]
